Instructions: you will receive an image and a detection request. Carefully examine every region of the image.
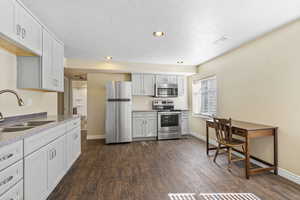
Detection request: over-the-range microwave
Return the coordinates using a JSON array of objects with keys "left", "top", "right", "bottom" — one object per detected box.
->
[{"left": 155, "top": 83, "right": 178, "bottom": 98}]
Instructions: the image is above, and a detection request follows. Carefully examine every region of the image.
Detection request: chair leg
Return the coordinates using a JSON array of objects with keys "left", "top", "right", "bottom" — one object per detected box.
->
[
  {"left": 213, "top": 144, "right": 220, "bottom": 162},
  {"left": 228, "top": 147, "right": 232, "bottom": 171}
]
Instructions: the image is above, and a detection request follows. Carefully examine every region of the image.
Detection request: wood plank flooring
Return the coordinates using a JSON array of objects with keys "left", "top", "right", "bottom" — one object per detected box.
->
[{"left": 48, "top": 133, "right": 300, "bottom": 200}]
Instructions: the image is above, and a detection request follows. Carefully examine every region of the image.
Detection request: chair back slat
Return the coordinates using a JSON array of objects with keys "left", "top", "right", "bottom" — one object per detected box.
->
[{"left": 213, "top": 117, "right": 232, "bottom": 143}]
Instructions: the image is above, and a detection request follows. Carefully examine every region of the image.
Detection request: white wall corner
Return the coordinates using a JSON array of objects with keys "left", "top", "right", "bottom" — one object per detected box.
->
[
  {"left": 190, "top": 132, "right": 300, "bottom": 185},
  {"left": 86, "top": 134, "right": 106, "bottom": 140}
]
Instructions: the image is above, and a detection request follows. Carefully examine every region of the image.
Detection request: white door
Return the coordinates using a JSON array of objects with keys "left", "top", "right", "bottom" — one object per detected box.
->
[
  {"left": 143, "top": 74, "right": 155, "bottom": 96},
  {"left": 24, "top": 147, "right": 48, "bottom": 200},
  {"left": 132, "top": 117, "right": 144, "bottom": 138},
  {"left": 146, "top": 118, "right": 157, "bottom": 137},
  {"left": 16, "top": 2, "right": 42, "bottom": 55},
  {"left": 47, "top": 136, "right": 64, "bottom": 193},
  {"left": 42, "top": 29, "right": 53, "bottom": 90},
  {"left": 52, "top": 40, "right": 64, "bottom": 92},
  {"left": 0, "top": 0, "right": 17, "bottom": 40},
  {"left": 132, "top": 74, "right": 143, "bottom": 95}
]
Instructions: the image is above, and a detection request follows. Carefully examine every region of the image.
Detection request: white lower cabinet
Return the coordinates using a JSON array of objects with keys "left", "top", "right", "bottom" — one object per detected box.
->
[
  {"left": 24, "top": 147, "right": 47, "bottom": 200},
  {"left": 46, "top": 135, "right": 65, "bottom": 193},
  {"left": 132, "top": 112, "right": 157, "bottom": 138},
  {"left": 0, "top": 179, "right": 23, "bottom": 200},
  {"left": 24, "top": 118, "right": 81, "bottom": 200},
  {"left": 181, "top": 112, "right": 190, "bottom": 135},
  {"left": 67, "top": 127, "right": 81, "bottom": 168}
]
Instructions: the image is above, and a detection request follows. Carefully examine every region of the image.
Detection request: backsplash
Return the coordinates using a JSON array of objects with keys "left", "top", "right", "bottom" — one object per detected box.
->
[
  {"left": 0, "top": 48, "right": 57, "bottom": 117},
  {"left": 132, "top": 96, "right": 188, "bottom": 110}
]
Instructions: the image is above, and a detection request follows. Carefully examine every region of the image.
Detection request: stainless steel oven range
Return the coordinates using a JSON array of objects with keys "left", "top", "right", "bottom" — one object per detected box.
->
[{"left": 153, "top": 100, "right": 182, "bottom": 140}]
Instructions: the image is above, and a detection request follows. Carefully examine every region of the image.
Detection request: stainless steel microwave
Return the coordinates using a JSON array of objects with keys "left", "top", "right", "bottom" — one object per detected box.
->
[{"left": 155, "top": 83, "right": 178, "bottom": 98}]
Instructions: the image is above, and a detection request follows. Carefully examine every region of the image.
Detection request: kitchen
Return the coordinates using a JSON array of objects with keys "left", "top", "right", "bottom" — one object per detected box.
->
[{"left": 1, "top": 0, "right": 300, "bottom": 200}]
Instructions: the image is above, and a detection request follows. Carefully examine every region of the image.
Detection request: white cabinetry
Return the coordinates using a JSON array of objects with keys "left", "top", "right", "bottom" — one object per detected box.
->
[
  {"left": 132, "top": 112, "right": 157, "bottom": 138},
  {"left": 41, "top": 29, "right": 64, "bottom": 92},
  {"left": 17, "top": 29, "right": 64, "bottom": 92},
  {"left": 181, "top": 111, "right": 190, "bottom": 135},
  {"left": 24, "top": 147, "right": 48, "bottom": 200},
  {"left": 24, "top": 118, "right": 81, "bottom": 200},
  {"left": 0, "top": 0, "right": 17, "bottom": 41},
  {"left": 16, "top": 2, "right": 42, "bottom": 55},
  {"left": 132, "top": 73, "right": 155, "bottom": 96},
  {"left": 177, "top": 76, "right": 185, "bottom": 96}
]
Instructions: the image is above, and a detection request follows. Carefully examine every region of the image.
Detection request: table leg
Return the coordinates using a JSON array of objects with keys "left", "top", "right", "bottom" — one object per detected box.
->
[
  {"left": 206, "top": 123, "right": 209, "bottom": 155},
  {"left": 245, "top": 134, "right": 250, "bottom": 179},
  {"left": 274, "top": 128, "right": 278, "bottom": 175}
]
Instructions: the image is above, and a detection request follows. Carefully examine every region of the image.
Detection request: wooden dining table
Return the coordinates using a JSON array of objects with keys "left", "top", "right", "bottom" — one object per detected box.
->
[{"left": 206, "top": 119, "right": 278, "bottom": 179}]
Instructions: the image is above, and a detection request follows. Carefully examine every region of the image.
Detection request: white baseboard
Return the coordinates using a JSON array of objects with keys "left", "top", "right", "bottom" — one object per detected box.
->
[
  {"left": 190, "top": 132, "right": 300, "bottom": 185},
  {"left": 86, "top": 134, "right": 105, "bottom": 140}
]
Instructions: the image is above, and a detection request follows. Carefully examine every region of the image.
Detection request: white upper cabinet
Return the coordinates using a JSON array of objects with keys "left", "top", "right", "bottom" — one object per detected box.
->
[
  {"left": 0, "top": 0, "right": 17, "bottom": 40},
  {"left": 132, "top": 73, "right": 155, "bottom": 96},
  {"left": 42, "top": 29, "right": 53, "bottom": 90},
  {"left": 143, "top": 74, "right": 155, "bottom": 96},
  {"left": 16, "top": 2, "right": 42, "bottom": 55},
  {"left": 177, "top": 76, "right": 185, "bottom": 96}
]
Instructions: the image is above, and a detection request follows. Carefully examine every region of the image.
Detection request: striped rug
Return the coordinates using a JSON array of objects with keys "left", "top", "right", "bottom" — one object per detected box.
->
[{"left": 199, "top": 193, "right": 261, "bottom": 200}]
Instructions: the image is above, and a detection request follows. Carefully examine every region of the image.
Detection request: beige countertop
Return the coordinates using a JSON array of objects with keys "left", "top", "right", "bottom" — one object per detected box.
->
[{"left": 0, "top": 114, "right": 80, "bottom": 148}]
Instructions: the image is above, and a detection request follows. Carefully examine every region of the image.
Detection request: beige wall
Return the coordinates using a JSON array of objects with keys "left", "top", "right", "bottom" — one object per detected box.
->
[
  {"left": 87, "top": 73, "right": 130, "bottom": 137},
  {"left": 189, "top": 19, "right": 300, "bottom": 176},
  {"left": 0, "top": 48, "right": 57, "bottom": 117}
]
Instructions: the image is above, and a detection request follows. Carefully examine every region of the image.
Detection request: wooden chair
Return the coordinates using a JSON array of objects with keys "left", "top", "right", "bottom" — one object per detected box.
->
[{"left": 213, "top": 117, "right": 246, "bottom": 171}]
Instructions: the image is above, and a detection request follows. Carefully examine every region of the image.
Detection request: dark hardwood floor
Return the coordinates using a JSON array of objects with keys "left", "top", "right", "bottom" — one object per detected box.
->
[{"left": 48, "top": 132, "right": 300, "bottom": 200}]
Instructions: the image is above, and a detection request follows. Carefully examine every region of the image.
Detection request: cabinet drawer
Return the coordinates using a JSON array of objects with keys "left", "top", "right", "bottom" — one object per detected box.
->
[
  {"left": 0, "top": 141, "right": 23, "bottom": 172},
  {"left": 182, "top": 111, "right": 189, "bottom": 118},
  {"left": 0, "top": 160, "right": 23, "bottom": 196},
  {"left": 24, "top": 123, "right": 66, "bottom": 156},
  {"left": 133, "top": 112, "right": 157, "bottom": 118},
  {"left": 0, "top": 179, "right": 23, "bottom": 200},
  {"left": 67, "top": 118, "right": 80, "bottom": 132}
]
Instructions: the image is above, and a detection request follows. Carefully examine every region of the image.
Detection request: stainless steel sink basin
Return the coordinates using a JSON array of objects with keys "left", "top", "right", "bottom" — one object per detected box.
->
[
  {"left": 0, "top": 126, "right": 34, "bottom": 132},
  {"left": 26, "top": 120, "right": 55, "bottom": 126},
  {"left": 11, "top": 120, "right": 54, "bottom": 127}
]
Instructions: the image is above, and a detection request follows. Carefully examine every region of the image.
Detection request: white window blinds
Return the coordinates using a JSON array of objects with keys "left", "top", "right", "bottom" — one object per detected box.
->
[{"left": 192, "top": 76, "right": 217, "bottom": 116}]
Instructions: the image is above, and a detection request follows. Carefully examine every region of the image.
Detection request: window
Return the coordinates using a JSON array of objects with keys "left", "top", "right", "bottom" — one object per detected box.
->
[{"left": 192, "top": 76, "right": 217, "bottom": 116}]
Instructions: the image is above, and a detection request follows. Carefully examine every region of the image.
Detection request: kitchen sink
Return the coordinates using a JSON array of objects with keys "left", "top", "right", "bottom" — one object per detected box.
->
[
  {"left": 0, "top": 120, "right": 55, "bottom": 133},
  {"left": 11, "top": 120, "right": 54, "bottom": 127},
  {"left": 0, "top": 126, "right": 34, "bottom": 132}
]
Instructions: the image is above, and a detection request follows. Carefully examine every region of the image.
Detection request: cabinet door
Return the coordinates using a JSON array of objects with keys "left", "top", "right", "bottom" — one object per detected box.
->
[
  {"left": 0, "top": 0, "right": 17, "bottom": 40},
  {"left": 168, "top": 75, "right": 177, "bottom": 84},
  {"left": 16, "top": 2, "right": 42, "bottom": 55},
  {"left": 177, "top": 76, "right": 185, "bottom": 96},
  {"left": 132, "top": 74, "right": 143, "bottom": 96},
  {"left": 24, "top": 147, "right": 48, "bottom": 200},
  {"left": 143, "top": 74, "right": 155, "bottom": 96},
  {"left": 42, "top": 29, "right": 54, "bottom": 90},
  {"left": 145, "top": 118, "right": 157, "bottom": 137},
  {"left": 132, "top": 117, "right": 145, "bottom": 138},
  {"left": 52, "top": 40, "right": 64, "bottom": 92},
  {"left": 156, "top": 75, "right": 169, "bottom": 85},
  {"left": 72, "top": 127, "right": 81, "bottom": 163},
  {"left": 46, "top": 136, "right": 64, "bottom": 193},
  {"left": 181, "top": 117, "right": 190, "bottom": 135}
]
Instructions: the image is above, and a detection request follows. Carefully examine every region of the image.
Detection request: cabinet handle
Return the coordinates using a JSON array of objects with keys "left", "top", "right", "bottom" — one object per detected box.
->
[
  {"left": 0, "top": 153, "right": 13, "bottom": 162},
  {"left": 0, "top": 175, "right": 13, "bottom": 187},
  {"left": 74, "top": 134, "right": 78, "bottom": 140},
  {"left": 21, "top": 28, "right": 26, "bottom": 39},
  {"left": 16, "top": 24, "right": 21, "bottom": 36}
]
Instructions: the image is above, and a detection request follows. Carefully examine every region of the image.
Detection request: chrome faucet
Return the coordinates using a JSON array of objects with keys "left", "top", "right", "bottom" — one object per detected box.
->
[{"left": 0, "top": 89, "right": 25, "bottom": 122}]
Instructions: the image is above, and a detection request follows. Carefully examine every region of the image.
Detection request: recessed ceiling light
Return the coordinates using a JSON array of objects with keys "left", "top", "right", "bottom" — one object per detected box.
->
[
  {"left": 153, "top": 32, "right": 165, "bottom": 37},
  {"left": 177, "top": 61, "right": 184, "bottom": 64},
  {"left": 105, "top": 56, "right": 112, "bottom": 60}
]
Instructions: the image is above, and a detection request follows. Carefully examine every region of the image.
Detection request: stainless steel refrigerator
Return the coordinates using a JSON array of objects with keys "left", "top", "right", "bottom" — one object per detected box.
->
[{"left": 105, "top": 81, "right": 132, "bottom": 144}]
